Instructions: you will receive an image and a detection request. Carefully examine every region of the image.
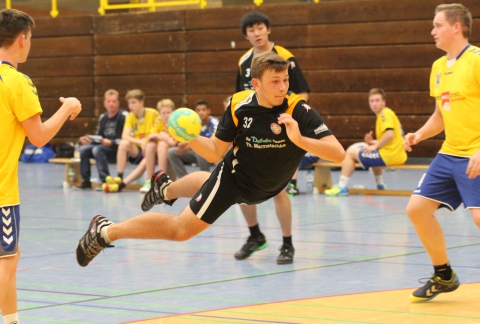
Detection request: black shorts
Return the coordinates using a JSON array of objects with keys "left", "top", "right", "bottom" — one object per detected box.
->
[{"left": 189, "top": 161, "right": 278, "bottom": 224}]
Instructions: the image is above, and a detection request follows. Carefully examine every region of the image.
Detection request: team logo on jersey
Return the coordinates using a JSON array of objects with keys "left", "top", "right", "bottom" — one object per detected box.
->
[
  {"left": 435, "top": 73, "right": 441, "bottom": 88},
  {"left": 290, "top": 61, "right": 296, "bottom": 69},
  {"left": 441, "top": 92, "right": 451, "bottom": 111},
  {"left": 314, "top": 124, "right": 329, "bottom": 135},
  {"left": 302, "top": 103, "right": 311, "bottom": 111},
  {"left": 195, "top": 193, "right": 203, "bottom": 202},
  {"left": 270, "top": 123, "right": 281, "bottom": 134}
]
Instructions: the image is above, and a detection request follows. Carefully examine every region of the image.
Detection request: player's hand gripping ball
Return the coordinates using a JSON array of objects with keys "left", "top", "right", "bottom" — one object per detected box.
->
[{"left": 168, "top": 108, "right": 202, "bottom": 142}]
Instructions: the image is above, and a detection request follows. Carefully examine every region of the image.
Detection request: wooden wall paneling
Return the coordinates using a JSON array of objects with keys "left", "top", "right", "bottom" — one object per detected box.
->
[
  {"left": 33, "top": 15, "right": 93, "bottom": 37},
  {"left": 186, "top": 28, "right": 244, "bottom": 51},
  {"left": 33, "top": 77, "right": 94, "bottom": 97},
  {"left": 294, "top": 45, "right": 443, "bottom": 71},
  {"left": 187, "top": 73, "right": 236, "bottom": 94},
  {"left": 186, "top": 6, "right": 255, "bottom": 30},
  {"left": 305, "top": 21, "right": 434, "bottom": 48},
  {"left": 29, "top": 36, "right": 94, "bottom": 58},
  {"left": 323, "top": 115, "right": 441, "bottom": 140},
  {"left": 93, "top": 11, "right": 185, "bottom": 35},
  {"left": 309, "top": 92, "right": 434, "bottom": 115},
  {"left": 52, "top": 117, "right": 98, "bottom": 137},
  {"left": 41, "top": 97, "right": 96, "bottom": 118},
  {"left": 186, "top": 51, "right": 241, "bottom": 73},
  {"left": 185, "top": 94, "right": 231, "bottom": 116},
  {"left": 94, "top": 75, "right": 186, "bottom": 96},
  {"left": 20, "top": 57, "right": 94, "bottom": 78},
  {"left": 95, "top": 53, "right": 186, "bottom": 76},
  {"left": 94, "top": 32, "right": 187, "bottom": 55},
  {"left": 305, "top": 68, "right": 431, "bottom": 93}
]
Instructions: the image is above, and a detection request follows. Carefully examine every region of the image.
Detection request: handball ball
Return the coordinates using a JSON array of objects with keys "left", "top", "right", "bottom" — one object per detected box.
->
[{"left": 168, "top": 108, "right": 202, "bottom": 143}]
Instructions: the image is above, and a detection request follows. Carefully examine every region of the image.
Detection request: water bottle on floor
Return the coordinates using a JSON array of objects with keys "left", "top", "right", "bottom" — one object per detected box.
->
[{"left": 306, "top": 170, "right": 314, "bottom": 194}]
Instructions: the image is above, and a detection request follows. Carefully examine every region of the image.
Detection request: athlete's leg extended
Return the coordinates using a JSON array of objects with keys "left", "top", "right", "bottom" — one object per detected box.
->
[
  {"left": 406, "top": 195, "right": 447, "bottom": 265},
  {"left": 471, "top": 208, "right": 480, "bottom": 230},
  {"left": 0, "top": 251, "right": 20, "bottom": 318}
]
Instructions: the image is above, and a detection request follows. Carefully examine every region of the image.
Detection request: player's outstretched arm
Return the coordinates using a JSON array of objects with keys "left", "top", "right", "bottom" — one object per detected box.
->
[
  {"left": 403, "top": 103, "right": 444, "bottom": 152},
  {"left": 188, "top": 136, "right": 231, "bottom": 163},
  {"left": 277, "top": 113, "right": 345, "bottom": 163},
  {"left": 21, "top": 97, "right": 82, "bottom": 147}
]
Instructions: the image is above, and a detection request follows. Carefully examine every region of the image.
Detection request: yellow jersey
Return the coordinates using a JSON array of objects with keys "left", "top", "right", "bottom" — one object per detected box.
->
[
  {"left": 150, "top": 117, "right": 168, "bottom": 134},
  {"left": 0, "top": 61, "right": 43, "bottom": 206},
  {"left": 430, "top": 44, "right": 480, "bottom": 157},
  {"left": 124, "top": 107, "right": 158, "bottom": 144},
  {"left": 376, "top": 107, "right": 407, "bottom": 165}
]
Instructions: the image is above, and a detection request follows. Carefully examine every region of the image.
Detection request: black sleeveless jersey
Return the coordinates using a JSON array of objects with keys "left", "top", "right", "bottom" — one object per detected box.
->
[
  {"left": 215, "top": 90, "right": 332, "bottom": 195},
  {"left": 235, "top": 45, "right": 311, "bottom": 94}
]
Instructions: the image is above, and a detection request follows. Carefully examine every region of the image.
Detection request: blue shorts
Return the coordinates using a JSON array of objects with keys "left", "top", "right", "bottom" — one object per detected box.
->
[
  {"left": 357, "top": 149, "right": 386, "bottom": 169},
  {"left": 0, "top": 205, "right": 20, "bottom": 258},
  {"left": 412, "top": 153, "right": 480, "bottom": 211},
  {"left": 299, "top": 153, "right": 319, "bottom": 169}
]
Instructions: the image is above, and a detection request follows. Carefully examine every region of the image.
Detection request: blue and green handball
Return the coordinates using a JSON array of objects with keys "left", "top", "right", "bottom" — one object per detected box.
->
[{"left": 168, "top": 108, "right": 202, "bottom": 142}]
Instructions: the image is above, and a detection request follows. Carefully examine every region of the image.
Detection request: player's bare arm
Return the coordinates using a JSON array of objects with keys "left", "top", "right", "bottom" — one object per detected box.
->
[
  {"left": 404, "top": 103, "right": 444, "bottom": 152},
  {"left": 188, "top": 135, "right": 231, "bottom": 163},
  {"left": 277, "top": 113, "right": 345, "bottom": 163},
  {"left": 21, "top": 97, "right": 81, "bottom": 147},
  {"left": 363, "top": 130, "right": 394, "bottom": 153},
  {"left": 122, "top": 127, "right": 142, "bottom": 147}
]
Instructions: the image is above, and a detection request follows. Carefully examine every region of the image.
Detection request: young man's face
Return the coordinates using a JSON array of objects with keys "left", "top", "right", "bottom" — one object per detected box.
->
[
  {"left": 159, "top": 106, "right": 173, "bottom": 124},
  {"left": 253, "top": 68, "right": 289, "bottom": 108},
  {"left": 368, "top": 94, "right": 386, "bottom": 115},
  {"left": 245, "top": 23, "right": 271, "bottom": 50},
  {"left": 195, "top": 104, "right": 210, "bottom": 123},
  {"left": 104, "top": 94, "right": 120, "bottom": 116},
  {"left": 128, "top": 98, "right": 144, "bottom": 115},
  {"left": 431, "top": 11, "right": 457, "bottom": 51}
]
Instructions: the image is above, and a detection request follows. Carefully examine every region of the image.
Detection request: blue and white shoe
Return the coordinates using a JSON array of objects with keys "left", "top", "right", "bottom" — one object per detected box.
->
[{"left": 377, "top": 184, "right": 386, "bottom": 190}]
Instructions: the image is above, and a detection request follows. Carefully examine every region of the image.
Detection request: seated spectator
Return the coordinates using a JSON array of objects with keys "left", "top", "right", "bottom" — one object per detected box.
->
[
  {"left": 102, "top": 89, "right": 158, "bottom": 193},
  {"left": 325, "top": 88, "right": 407, "bottom": 196},
  {"left": 75, "top": 89, "right": 128, "bottom": 190},
  {"left": 141, "top": 99, "right": 176, "bottom": 193},
  {"left": 167, "top": 100, "right": 219, "bottom": 180}
]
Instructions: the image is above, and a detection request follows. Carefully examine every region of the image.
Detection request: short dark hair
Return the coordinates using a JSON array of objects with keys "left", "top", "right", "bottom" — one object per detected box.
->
[
  {"left": 195, "top": 99, "right": 209, "bottom": 108},
  {"left": 241, "top": 11, "right": 270, "bottom": 36},
  {"left": 251, "top": 51, "right": 288, "bottom": 80},
  {"left": 0, "top": 9, "right": 35, "bottom": 48}
]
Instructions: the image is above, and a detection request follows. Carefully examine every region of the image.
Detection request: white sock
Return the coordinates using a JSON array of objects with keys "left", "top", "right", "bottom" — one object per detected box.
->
[
  {"left": 162, "top": 185, "right": 169, "bottom": 200},
  {"left": 3, "top": 313, "right": 19, "bottom": 324},
  {"left": 100, "top": 225, "right": 113, "bottom": 244},
  {"left": 375, "top": 175, "right": 384, "bottom": 185},
  {"left": 338, "top": 176, "right": 350, "bottom": 188}
]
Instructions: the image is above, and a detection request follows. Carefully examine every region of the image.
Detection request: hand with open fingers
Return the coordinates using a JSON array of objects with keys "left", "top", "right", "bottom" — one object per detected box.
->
[
  {"left": 60, "top": 97, "right": 82, "bottom": 120},
  {"left": 277, "top": 113, "right": 301, "bottom": 144},
  {"left": 403, "top": 133, "right": 420, "bottom": 152},
  {"left": 466, "top": 150, "right": 480, "bottom": 179},
  {"left": 362, "top": 144, "right": 377, "bottom": 153}
]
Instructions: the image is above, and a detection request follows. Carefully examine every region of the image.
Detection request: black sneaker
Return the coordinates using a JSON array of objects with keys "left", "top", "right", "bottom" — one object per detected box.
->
[
  {"left": 73, "top": 181, "right": 92, "bottom": 190},
  {"left": 285, "top": 183, "right": 299, "bottom": 196},
  {"left": 141, "top": 170, "right": 177, "bottom": 212},
  {"left": 410, "top": 270, "right": 460, "bottom": 302},
  {"left": 234, "top": 234, "right": 268, "bottom": 260},
  {"left": 277, "top": 244, "right": 295, "bottom": 264},
  {"left": 76, "top": 215, "right": 114, "bottom": 267}
]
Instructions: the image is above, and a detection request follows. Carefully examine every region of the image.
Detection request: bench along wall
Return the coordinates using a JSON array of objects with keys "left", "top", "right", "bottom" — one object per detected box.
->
[{"left": 19, "top": 0, "right": 480, "bottom": 157}]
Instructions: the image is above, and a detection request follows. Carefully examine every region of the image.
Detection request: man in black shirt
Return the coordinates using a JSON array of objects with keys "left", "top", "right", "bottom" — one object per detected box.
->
[
  {"left": 75, "top": 89, "right": 128, "bottom": 190},
  {"left": 76, "top": 52, "right": 345, "bottom": 268},
  {"left": 235, "top": 11, "right": 311, "bottom": 264}
]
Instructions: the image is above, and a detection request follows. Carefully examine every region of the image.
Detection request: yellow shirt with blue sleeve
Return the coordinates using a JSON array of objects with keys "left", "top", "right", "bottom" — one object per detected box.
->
[
  {"left": 430, "top": 44, "right": 480, "bottom": 157},
  {"left": 376, "top": 107, "right": 407, "bottom": 166},
  {"left": 0, "top": 61, "right": 43, "bottom": 206},
  {"left": 124, "top": 107, "right": 158, "bottom": 145}
]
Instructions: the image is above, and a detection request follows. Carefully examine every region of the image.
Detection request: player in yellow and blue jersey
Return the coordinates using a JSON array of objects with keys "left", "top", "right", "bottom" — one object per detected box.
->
[
  {"left": 0, "top": 9, "right": 82, "bottom": 324},
  {"left": 404, "top": 3, "right": 480, "bottom": 302},
  {"left": 325, "top": 88, "right": 407, "bottom": 196}
]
